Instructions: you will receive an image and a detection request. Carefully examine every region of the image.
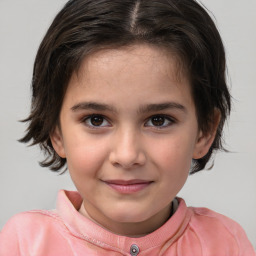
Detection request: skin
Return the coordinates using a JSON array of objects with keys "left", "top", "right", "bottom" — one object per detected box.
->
[{"left": 51, "top": 44, "right": 218, "bottom": 237}]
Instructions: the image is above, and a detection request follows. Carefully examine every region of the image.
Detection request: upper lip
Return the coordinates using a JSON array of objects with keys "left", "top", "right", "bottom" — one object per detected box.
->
[{"left": 103, "top": 179, "right": 153, "bottom": 185}]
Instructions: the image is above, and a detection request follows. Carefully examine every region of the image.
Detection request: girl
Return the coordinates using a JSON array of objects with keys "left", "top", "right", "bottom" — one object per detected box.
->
[{"left": 1, "top": 0, "right": 255, "bottom": 255}]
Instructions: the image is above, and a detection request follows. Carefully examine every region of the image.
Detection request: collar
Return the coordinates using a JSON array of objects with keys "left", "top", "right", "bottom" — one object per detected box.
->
[{"left": 56, "top": 190, "right": 191, "bottom": 255}]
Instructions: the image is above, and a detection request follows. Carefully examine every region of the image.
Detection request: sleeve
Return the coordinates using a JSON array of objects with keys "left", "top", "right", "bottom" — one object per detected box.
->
[
  {"left": 191, "top": 207, "right": 256, "bottom": 255},
  {"left": 234, "top": 223, "right": 256, "bottom": 256},
  {"left": 0, "top": 215, "right": 21, "bottom": 256},
  {"left": 215, "top": 211, "right": 256, "bottom": 256}
]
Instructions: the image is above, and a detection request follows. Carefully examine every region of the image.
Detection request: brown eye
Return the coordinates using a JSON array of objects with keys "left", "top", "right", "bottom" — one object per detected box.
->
[
  {"left": 83, "top": 115, "right": 110, "bottom": 128},
  {"left": 151, "top": 116, "right": 165, "bottom": 126},
  {"left": 90, "top": 115, "right": 104, "bottom": 126},
  {"left": 145, "top": 115, "right": 173, "bottom": 128}
]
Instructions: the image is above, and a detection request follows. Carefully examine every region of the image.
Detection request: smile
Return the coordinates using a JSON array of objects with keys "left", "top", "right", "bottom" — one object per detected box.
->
[{"left": 103, "top": 180, "right": 153, "bottom": 194}]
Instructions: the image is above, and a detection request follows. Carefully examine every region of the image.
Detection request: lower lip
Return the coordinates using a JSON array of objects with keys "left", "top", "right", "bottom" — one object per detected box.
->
[{"left": 105, "top": 182, "right": 152, "bottom": 194}]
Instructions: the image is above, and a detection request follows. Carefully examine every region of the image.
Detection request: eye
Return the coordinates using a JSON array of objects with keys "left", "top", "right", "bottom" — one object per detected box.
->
[
  {"left": 145, "top": 115, "right": 174, "bottom": 128},
  {"left": 83, "top": 115, "right": 110, "bottom": 128}
]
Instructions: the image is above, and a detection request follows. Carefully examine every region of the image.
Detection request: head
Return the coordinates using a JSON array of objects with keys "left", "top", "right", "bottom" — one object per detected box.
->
[{"left": 21, "top": 0, "right": 231, "bottom": 174}]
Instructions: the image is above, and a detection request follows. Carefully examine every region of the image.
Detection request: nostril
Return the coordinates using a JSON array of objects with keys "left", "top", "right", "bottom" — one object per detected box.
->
[{"left": 109, "top": 150, "right": 146, "bottom": 169}]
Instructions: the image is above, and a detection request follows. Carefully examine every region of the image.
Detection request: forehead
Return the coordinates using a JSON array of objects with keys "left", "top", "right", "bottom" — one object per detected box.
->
[
  {"left": 64, "top": 44, "right": 193, "bottom": 108},
  {"left": 77, "top": 44, "right": 187, "bottom": 85}
]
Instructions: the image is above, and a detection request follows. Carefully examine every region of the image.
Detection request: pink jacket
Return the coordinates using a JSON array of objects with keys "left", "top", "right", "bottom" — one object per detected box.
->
[{"left": 0, "top": 190, "right": 255, "bottom": 255}]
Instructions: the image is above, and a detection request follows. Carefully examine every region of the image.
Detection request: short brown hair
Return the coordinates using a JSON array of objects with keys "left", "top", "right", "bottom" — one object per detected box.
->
[{"left": 20, "top": 0, "right": 231, "bottom": 174}]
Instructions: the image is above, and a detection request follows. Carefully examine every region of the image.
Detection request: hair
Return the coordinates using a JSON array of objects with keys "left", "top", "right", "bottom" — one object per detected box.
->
[{"left": 20, "top": 0, "right": 231, "bottom": 174}]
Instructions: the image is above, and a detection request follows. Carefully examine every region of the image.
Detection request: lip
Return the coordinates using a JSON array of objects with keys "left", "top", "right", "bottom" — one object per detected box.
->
[{"left": 103, "top": 179, "right": 153, "bottom": 194}]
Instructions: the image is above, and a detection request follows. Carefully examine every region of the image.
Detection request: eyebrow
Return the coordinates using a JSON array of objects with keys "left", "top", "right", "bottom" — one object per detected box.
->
[
  {"left": 71, "top": 101, "right": 187, "bottom": 114},
  {"left": 138, "top": 102, "right": 187, "bottom": 114},
  {"left": 71, "top": 102, "right": 117, "bottom": 113}
]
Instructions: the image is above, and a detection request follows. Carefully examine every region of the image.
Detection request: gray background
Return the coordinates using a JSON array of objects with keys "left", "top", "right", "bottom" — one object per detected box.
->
[{"left": 0, "top": 0, "right": 255, "bottom": 249}]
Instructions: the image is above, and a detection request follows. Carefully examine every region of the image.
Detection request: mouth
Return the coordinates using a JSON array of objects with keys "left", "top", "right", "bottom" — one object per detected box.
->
[{"left": 103, "top": 179, "right": 153, "bottom": 194}]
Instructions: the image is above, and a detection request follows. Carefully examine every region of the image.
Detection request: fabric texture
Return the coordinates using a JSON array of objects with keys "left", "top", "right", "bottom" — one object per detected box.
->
[{"left": 0, "top": 190, "right": 255, "bottom": 256}]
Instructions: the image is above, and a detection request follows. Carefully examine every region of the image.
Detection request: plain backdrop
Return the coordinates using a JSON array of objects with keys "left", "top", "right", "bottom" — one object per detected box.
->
[{"left": 0, "top": 0, "right": 255, "bottom": 249}]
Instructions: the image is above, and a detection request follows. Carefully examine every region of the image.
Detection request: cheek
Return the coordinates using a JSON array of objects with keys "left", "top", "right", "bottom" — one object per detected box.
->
[
  {"left": 149, "top": 135, "right": 195, "bottom": 178},
  {"left": 64, "top": 137, "right": 109, "bottom": 176}
]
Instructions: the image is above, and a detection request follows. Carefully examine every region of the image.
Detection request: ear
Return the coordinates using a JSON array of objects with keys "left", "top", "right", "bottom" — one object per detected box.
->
[
  {"left": 50, "top": 126, "right": 66, "bottom": 158},
  {"left": 193, "top": 110, "right": 221, "bottom": 159}
]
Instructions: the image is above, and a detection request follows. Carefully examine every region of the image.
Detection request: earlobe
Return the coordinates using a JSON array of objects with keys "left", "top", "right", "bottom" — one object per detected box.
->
[
  {"left": 193, "top": 110, "right": 221, "bottom": 159},
  {"left": 50, "top": 126, "right": 66, "bottom": 158}
]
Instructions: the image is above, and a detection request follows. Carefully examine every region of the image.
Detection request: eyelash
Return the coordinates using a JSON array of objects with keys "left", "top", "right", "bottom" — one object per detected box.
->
[
  {"left": 82, "top": 114, "right": 111, "bottom": 128},
  {"left": 144, "top": 115, "right": 175, "bottom": 128},
  {"left": 81, "top": 114, "right": 175, "bottom": 129}
]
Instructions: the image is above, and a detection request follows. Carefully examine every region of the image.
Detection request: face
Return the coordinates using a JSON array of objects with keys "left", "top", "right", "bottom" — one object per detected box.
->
[{"left": 51, "top": 44, "right": 214, "bottom": 236}]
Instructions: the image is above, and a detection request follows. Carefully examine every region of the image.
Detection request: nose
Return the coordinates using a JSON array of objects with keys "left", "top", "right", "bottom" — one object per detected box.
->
[{"left": 109, "top": 128, "right": 146, "bottom": 169}]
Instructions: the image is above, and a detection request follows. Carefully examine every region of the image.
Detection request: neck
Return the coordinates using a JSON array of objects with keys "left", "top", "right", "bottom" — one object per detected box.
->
[{"left": 79, "top": 201, "right": 173, "bottom": 237}]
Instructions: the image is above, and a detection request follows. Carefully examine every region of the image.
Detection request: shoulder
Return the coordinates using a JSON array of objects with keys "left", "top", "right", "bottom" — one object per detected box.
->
[
  {"left": 189, "top": 206, "right": 243, "bottom": 233},
  {"left": 1, "top": 209, "right": 62, "bottom": 233},
  {"left": 0, "top": 210, "right": 68, "bottom": 255},
  {"left": 186, "top": 206, "right": 255, "bottom": 255}
]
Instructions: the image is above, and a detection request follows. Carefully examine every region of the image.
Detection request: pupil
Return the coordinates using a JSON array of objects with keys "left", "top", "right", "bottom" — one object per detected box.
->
[
  {"left": 91, "top": 116, "right": 103, "bottom": 126},
  {"left": 152, "top": 116, "right": 164, "bottom": 126}
]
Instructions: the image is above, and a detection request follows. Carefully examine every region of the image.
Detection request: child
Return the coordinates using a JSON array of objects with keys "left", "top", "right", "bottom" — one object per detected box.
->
[{"left": 0, "top": 0, "right": 255, "bottom": 255}]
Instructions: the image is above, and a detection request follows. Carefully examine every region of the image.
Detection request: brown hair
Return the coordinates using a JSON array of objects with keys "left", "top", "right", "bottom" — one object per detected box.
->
[{"left": 20, "top": 0, "right": 231, "bottom": 174}]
